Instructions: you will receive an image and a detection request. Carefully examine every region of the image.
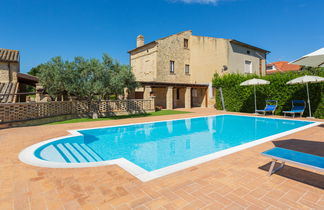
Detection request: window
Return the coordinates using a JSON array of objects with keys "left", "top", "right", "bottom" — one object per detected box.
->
[
  {"left": 170, "top": 61, "right": 175, "bottom": 73},
  {"left": 176, "top": 88, "right": 180, "bottom": 100},
  {"left": 247, "top": 50, "right": 250, "bottom": 54},
  {"left": 185, "top": 64, "right": 190, "bottom": 74},
  {"left": 244, "top": 60, "right": 252, "bottom": 74},
  {"left": 184, "top": 39, "right": 189, "bottom": 49}
]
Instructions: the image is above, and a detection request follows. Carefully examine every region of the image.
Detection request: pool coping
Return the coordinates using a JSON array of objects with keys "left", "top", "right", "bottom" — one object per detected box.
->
[{"left": 19, "top": 114, "right": 322, "bottom": 182}]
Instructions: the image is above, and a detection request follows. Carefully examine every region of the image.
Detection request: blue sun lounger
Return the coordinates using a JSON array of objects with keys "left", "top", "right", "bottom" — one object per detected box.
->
[
  {"left": 283, "top": 100, "right": 305, "bottom": 118},
  {"left": 262, "top": 147, "right": 324, "bottom": 176},
  {"left": 256, "top": 100, "right": 277, "bottom": 115}
]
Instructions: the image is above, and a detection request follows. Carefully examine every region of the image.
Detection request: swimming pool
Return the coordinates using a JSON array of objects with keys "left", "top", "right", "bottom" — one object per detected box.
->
[{"left": 19, "top": 114, "right": 319, "bottom": 181}]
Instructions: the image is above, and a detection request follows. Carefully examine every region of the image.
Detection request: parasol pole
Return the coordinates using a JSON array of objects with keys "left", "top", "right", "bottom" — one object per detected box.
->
[
  {"left": 306, "top": 82, "right": 312, "bottom": 118},
  {"left": 254, "top": 85, "right": 257, "bottom": 113}
]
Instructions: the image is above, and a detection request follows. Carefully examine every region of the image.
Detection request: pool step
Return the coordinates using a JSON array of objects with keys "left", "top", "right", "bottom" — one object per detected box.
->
[
  {"left": 79, "top": 143, "right": 104, "bottom": 162},
  {"left": 54, "top": 143, "right": 103, "bottom": 163}
]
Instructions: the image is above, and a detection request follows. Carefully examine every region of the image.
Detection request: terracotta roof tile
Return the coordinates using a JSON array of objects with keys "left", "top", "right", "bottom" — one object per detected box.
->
[
  {"left": 266, "top": 61, "right": 301, "bottom": 74},
  {"left": 0, "top": 48, "right": 20, "bottom": 62}
]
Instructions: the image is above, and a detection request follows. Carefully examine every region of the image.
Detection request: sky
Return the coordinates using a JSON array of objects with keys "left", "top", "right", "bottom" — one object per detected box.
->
[{"left": 1, "top": 0, "right": 324, "bottom": 73}]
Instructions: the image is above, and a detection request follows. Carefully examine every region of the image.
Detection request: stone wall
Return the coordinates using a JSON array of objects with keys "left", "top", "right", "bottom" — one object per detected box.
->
[
  {"left": 0, "top": 63, "right": 9, "bottom": 83},
  {"left": 0, "top": 99, "right": 155, "bottom": 124},
  {"left": 173, "top": 87, "right": 186, "bottom": 108},
  {"left": 0, "top": 62, "right": 19, "bottom": 83},
  {"left": 129, "top": 43, "right": 158, "bottom": 82},
  {"left": 156, "top": 31, "right": 192, "bottom": 84},
  {"left": 192, "top": 88, "right": 207, "bottom": 107},
  {"left": 152, "top": 87, "right": 167, "bottom": 108}
]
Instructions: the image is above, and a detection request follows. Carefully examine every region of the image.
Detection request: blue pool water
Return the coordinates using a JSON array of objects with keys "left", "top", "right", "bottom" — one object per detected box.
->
[{"left": 35, "top": 115, "right": 313, "bottom": 171}]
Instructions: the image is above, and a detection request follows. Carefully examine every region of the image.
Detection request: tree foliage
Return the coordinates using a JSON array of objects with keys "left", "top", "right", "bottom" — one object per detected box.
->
[
  {"left": 36, "top": 54, "right": 138, "bottom": 101},
  {"left": 28, "top": 64, "right": 46, "bottom": 77},
  {"left": 213, "top": 67, "right": 324, "bottom": 118}
]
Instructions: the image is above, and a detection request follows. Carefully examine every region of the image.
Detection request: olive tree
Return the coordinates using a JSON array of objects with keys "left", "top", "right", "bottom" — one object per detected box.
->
[
  {"left": 38, "top": 57, "right": 71, "bottom": 101},
  {"left": 37, "top": 54, "right": 138, "bottom": 118}
]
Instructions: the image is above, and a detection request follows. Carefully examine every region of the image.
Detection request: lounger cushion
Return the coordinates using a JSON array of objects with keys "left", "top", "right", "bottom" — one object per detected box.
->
[
  {"left": 256, "top": 105, "right": 276, "bottom": 112},
  {"left": 262, "top": 147, "right": 324, "bottom": 170},
  {"left": 283, "top": 105, "right": 305, "bottom": 114},
  {"left": 264, "top": 105, "right": 276, "bottom": 111},
  {"left": 283, "top": 110, "right": 304, "bottom": 113}
]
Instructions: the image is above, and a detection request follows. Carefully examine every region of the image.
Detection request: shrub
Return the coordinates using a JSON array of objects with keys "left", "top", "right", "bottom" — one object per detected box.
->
[{"left": 213, "top": 67, "right": 324, "bottom": 118}]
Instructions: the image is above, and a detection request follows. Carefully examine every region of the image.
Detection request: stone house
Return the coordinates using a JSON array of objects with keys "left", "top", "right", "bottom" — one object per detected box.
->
[
  {"left": 0, "top": 48, "right": 38, "bottom": 102},
  {"left": 128, "top": 30, "right": 269, "bottom": 109}
]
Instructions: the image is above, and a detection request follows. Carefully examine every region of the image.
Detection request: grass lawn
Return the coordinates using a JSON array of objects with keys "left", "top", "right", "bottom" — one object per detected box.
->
[{"left": 46, "top": 110, "right": 191, "bottom": 125}]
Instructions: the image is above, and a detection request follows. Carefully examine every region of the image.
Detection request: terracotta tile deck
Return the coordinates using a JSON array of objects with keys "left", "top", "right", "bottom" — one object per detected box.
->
[{"left": 0, "top": 108, "right": 323, "bottom": 210}]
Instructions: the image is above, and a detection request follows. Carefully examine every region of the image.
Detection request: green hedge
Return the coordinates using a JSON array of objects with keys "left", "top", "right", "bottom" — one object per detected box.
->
[{"left": 213, "top": 67, "right": 324, "bottom": 119}]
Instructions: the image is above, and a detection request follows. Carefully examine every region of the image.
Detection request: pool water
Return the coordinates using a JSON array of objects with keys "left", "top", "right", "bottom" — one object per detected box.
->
[{"left": 35, "top": 115, "right": 313, "bottom": 171}]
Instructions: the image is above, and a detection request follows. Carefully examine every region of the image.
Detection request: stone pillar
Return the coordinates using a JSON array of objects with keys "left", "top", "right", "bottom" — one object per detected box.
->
[
  {"left": 201, "top": 88, "right": 207, "bottom": 108},
  {"left": 166, "top": 86, "right": 173, "bottom": 110},
  {"left": 150, "top": 96, "right": 156, "bottom": 110},
  {"left": 35, "top": 83, "right": 45, "bottom": 102},
  {"left": 143, "top": 86, "right": 152, "bottom": 100},
  {"left": 185, "top": 87, "right": 192, "bottom": 109}
]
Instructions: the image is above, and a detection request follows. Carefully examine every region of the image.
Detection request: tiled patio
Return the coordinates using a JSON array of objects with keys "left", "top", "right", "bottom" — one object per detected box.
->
[{"left": 0, "top": 108, "right": 323, "bottom": 210}]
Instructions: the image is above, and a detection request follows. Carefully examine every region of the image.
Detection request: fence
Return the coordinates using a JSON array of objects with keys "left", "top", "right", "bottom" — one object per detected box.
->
[{"left": 0, "top": 99, "right": 155, "bottom": 123}]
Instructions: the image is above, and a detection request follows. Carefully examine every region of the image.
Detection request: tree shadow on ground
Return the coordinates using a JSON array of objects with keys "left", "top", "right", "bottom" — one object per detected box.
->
[{"left": 258, "top": 138, "right": 324, "bottom": 189}]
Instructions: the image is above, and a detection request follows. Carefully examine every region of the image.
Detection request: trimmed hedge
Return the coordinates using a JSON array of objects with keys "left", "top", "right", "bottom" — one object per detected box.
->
[{"left": 213, "top": 67, "right": 324, "bottom": 119}]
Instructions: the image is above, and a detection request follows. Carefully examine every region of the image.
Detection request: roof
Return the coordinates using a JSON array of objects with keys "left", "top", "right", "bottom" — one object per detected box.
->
[
  {"left": 17, "top": 73, "right": 39, "bottom": 84},
  {"left": 128, "top": 30, "right": 192, "bottom": 53},
  {"left": 128, "top": 31, "right": 270, "bottom": 54},
  {"left": 266, "top": 61, "right": 301, "bottom": 74},
  {"left": 229, "top": 40, "right": 270, "bottom": 53},
  {"left": 0, "top": 48, "right": 20, "bottom": 62},
  {"left": 128, "top": 41, "right": 157, "bottom": 54}
]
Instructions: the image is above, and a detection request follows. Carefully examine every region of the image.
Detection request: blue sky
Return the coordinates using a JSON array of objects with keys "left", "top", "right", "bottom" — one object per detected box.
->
[{"left": 1, "top": 0, "right": 324, "bottom": 73}]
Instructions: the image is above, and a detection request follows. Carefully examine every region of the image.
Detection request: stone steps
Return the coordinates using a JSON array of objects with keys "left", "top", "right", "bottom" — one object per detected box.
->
[{"left": 52, "top": 143, "right": 104, "bottom": 163}]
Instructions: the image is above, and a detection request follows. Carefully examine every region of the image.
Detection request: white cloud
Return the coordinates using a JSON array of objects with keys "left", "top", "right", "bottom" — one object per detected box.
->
[{"left": 170, "top": 0, "right": 221, "bottom": 5}]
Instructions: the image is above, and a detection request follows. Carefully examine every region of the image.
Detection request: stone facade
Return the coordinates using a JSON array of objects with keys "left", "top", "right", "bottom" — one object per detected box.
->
[
  {"left": 156, "top": 31, "right": 192, "bottom": 84},
  {"left": 152, "top": 87, "right": 167, "bottom": 108},
  {"left": 0, "top": 62, "right": 19, "bottom": 83},
  {"left": 128, "top": 31, "right": 269, "bottom": 109},
  {"left": 0, "top": 48, "right": 40, "bottom": 103},
  {"left": 130, "top": 43, "right": 158, "bottom": 82}
]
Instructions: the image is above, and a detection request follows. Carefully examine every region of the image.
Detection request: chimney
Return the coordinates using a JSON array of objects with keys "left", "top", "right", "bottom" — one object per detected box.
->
[{"left": 136, "top": 35, "right": 144, "bottom": 48}]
